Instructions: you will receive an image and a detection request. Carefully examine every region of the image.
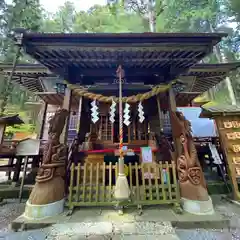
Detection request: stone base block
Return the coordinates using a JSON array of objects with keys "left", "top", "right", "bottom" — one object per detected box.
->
[
  {"left": 181, "top": 197, "right": 214, "bottom": 215},
  {"left": 24, "top": 198, "right": 65, "bottom": 220}
]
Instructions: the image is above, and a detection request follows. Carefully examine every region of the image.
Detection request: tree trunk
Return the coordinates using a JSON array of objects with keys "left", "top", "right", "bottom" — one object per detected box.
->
[{"left": 147, "top": 0, "right": 156, "bottom": 32}]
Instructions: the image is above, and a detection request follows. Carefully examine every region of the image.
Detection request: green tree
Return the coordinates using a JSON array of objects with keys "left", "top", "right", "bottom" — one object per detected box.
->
[{"left": 0, "top": 0, "right": 42, "bottom": 116}]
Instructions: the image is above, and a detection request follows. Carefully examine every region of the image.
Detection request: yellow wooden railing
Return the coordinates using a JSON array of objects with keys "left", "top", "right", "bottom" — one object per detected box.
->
[{"left": 67, "top": 161, "right": 180, "bottom": 209}]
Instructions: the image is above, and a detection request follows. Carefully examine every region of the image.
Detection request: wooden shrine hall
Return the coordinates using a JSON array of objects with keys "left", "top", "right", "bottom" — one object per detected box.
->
[
  {"left": 2, "top": 30, "right": 240, "bottom": 218},
  {"left": 1, "top": 61, "right": 240, "bottom": 146}
]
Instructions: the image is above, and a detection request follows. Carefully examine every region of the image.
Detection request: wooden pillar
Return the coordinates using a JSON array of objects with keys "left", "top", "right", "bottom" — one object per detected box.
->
[
  {"left": 61, "top": 88, "right": 72, "bottom": 144},
  {"left": 38, "top": 102, "right": 48, "bottom": 139},
  {"left": 0, "top": 124, "right": 6, "bottom": 144},
  {"left": 77, "top": 96, "right": 83, "bottom": 135},
  {"left": 156, "top": 94, "right": 163, "bottom": 132},
  {"left": 168, "top": 88, "right": 181, "bottom": 156}
]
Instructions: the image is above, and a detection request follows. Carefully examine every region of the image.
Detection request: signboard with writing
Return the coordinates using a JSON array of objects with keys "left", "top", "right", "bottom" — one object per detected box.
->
[
  {"left": 16, "top": 139, "right": 40, "bottom": 156},
  {"left": 216, "top": 117, "right": 240, "bottom": 181}
]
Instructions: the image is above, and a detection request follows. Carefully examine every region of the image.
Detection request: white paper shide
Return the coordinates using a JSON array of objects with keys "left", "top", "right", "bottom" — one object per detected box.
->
[{"left": 91, "top": 100, "right": 99, "bottom": 123}]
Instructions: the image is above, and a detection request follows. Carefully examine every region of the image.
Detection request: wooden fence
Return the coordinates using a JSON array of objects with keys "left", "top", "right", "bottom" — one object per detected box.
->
[{"left": 67, "top": 162, "right": 180, "bottom": 209}]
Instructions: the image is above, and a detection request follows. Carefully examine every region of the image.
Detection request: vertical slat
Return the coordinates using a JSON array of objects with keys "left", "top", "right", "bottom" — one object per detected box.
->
[
  {"left": 68, "top": 163, "right": 74, "bottom": 206},
  {"left": 147, "top": 164, "right": 153, "bottom": 200},
  {"left": 138, "top": 123, "right": 141, "bottom": 140},
  {"left": 159, "top": 162, "right": 166, "bottom": 200},
  {"left": 128, "top": 125, "right": 131, "bottom": 143},
  {"left": 166, "top": 162, "right": 172, "bottom": 200},
  {"left": 76, "top": 163, "right": 81, "bottom": 202},
  {"left": 115, "top": 162, "right": 118, "bottom": 182},
  {"left": 89, "top": 163, "right": 93, "bottom": 202},
  {"left": 105, "top": 116, "right": 108, "bottom": 140},
  {"left": 135, "top": 162, "right": 140, "bottom": 201},
  {"left": 129, "top": 163, "right": 133, "bottom": 191},
  {"left": 144, "top": 122, "right": 147, "bottom": 140},
  {"left": 82, "top": 163, "right": 87, "bottom": 202},
  {"left": 109, "top": 162, "right": 112, "bottom": 201},
  {"left": 154, "top": 163, "right": 160, "bottom": 200},
  {"left": 96, "top": 162, "right": 99, "bottom": 203},
  {"left": 102, "top": 162, "right": 106, "bottom": 201},
  {"left": 141, "top": 163, "right": 146, "bottom": 200},
  {"left": 171, "top": 161, "right": 177, "bottom": 197},
  {"left": 99, "top": 116, "right": 103, "bottom": 140},
  {"left": 133, "top": 118, "right": 136, "bottom": 140},
  {"left": 111, "top": 123, "right": 114, "bottom": 142}
]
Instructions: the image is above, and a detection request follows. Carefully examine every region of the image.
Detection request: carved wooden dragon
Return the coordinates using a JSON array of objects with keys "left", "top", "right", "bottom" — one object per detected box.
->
[
  {"left": 29, "top": 109, "right": 69, "bottom": 205},
  {"left": 170, "top": 111, "right": 209, "bottom": 201}
]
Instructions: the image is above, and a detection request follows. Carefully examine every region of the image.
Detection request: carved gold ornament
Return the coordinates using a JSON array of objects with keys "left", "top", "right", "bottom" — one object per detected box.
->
[
  {"left": 223, "top": 121, "right": 240, "bottom": 129},
  {"left": 232, "top": 145, "right": 240, "bottom": 153},
  {"left": 233, "top": 157, "right": 240, "bottom": 164},
  {"left": 224, "top": 121, "right": 233, "bottom": 129},
  {"left": 226, "top": 132, "right": 240, "bottom": 140},
  {"left": 232, "top": 121, "right": 240, "bottom": 128},
  {"left": 236, "top": 167, "right": 240, "bottom": 176}
]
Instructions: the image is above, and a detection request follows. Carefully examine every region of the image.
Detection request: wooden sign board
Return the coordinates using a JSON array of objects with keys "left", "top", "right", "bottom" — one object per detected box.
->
[
  {"left": 216, "top": 116, "right": 240, "bottom": 199},
  {"left": 16, "top": 139, "right": 40, "bottom": 156}
]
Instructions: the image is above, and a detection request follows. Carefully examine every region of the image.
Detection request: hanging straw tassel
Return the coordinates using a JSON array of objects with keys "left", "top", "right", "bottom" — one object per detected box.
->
[{"left": 114, "top": 65, "right": 130, "bottom": 203}]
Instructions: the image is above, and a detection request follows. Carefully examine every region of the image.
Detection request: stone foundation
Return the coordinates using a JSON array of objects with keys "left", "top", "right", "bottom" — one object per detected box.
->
[
  {"left": 24, "top": 198, "right": 65, "bottom": 220},
  {"left": 181, "top": 197, "right": 214, "bottom": 215}
]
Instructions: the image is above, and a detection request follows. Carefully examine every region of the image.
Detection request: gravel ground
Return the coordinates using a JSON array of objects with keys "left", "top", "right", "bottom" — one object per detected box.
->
[
  {"left": 0, "top": 199, "right": 25, "bottom": 233},
  {"left": 0, "top": 182, "right": 240, "bottom": 240},
  {"left": 0, "top": 200, "right": 239, "bottom": 239}
]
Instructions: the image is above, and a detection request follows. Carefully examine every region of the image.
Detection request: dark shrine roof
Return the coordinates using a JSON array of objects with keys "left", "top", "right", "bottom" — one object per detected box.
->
[
  {"left": 0, "top": 114, "right": 24, "bottom": 126},
  {"left": 1, "top": 62, "right": 239, "bottom": 97},
  {"left": 200, "top": 103, "right": 240, "bottom": 118},
  {"left": 183, "top": 62, "right": 240, "bottom": 92},
  {"left": 13, "top": 30, "right": 227, "bottom": 86}
]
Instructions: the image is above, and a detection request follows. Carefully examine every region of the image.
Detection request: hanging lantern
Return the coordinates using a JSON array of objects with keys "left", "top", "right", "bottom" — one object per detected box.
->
[
  {"left": 172, "top": 80, "right": 186, "bottom": 93},
  {"left": 55, "top": 83, "right": 67, "bottom": 94},
  {"left": 91, "top": 100, "right": 99, "bottom": 123},
  {"left": 138, "top": 102, "right": 145, "bottom": 123},
  {"left": 109, "top": 99, "right": 116, "bottom": 123},
  {"left": 123, "top": 103, "right": 131, "bottom": 126}
]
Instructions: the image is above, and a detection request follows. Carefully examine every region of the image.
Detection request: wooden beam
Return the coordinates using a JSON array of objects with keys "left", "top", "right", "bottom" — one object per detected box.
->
[
  {"left": 38, "top": 102, "right": 48, "bottom": 139},
  {"left": 156, "top": 94, "right": 163, "bottom": 131},
  {"left": 61, "top": 88, "right": 72, "bottom": 144},
  {"left": 168, "top": 88, "right": 181, "bottom": 156}
]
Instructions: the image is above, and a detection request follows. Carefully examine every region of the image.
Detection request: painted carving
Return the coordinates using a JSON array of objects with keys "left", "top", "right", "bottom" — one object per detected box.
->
[
  {"left": 171, "top": 111, "right": 209, "bottom": 201},
  {"left": 29, "top": 109, "right": 69, "bottom": 205}
]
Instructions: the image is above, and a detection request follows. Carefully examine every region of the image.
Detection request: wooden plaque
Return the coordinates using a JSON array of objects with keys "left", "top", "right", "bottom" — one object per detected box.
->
[{"left": 16, "top": 139, "right": 40, "bottom": 156}]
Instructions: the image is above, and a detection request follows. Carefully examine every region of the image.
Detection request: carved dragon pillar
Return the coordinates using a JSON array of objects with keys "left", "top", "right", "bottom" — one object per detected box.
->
[
  {"left": 24, "top": 109, "right": 69, "bottom": 219},
  {"left": 170, "top": 111, "right": 214, "bottom": 215}
]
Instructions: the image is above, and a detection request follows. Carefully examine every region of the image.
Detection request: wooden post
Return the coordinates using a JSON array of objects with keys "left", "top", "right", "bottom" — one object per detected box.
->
[
  {"left": 168, "top": 88, "right": 181, "bottom": 156},
  {"left": 128, "top": 125, "right": 131, "bottom": 143},
  {"left": 38, "top": 102, "right": 48, "bottom": 140},
  {"left": 61, "top": 88, "right": 72, "bottom": 144},
  {"left": 0, "top": 124, "right": 6, "bottom": 144},
  {"left": 18, "top": 156, "right": 29, "bottom": 203},
  {"left": 156, "top": 94, "right": 163, "bottom": 132},
  {"left": 77, "top": 96, "right": 83, "bottom": 135}
]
